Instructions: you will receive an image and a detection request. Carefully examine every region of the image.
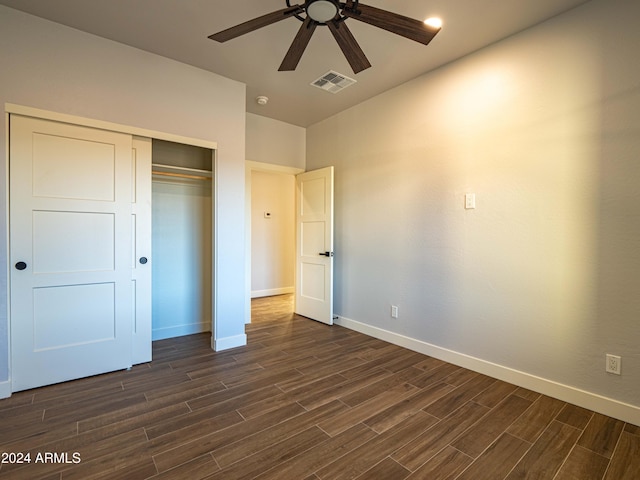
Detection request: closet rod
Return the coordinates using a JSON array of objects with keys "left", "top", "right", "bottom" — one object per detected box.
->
[
  {"left": 152, "top": 170, "right": 212, "bottom": 181},
  {"left": 151, "top": 163, "right": 212, "bottom": 175}
]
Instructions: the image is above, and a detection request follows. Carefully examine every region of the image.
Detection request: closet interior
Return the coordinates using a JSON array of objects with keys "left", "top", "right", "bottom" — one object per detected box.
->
[{"left": 151, "top": 139, "right": 214, "bottom": 341}]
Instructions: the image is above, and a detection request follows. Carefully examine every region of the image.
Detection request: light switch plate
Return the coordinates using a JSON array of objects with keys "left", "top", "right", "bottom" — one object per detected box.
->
[{"left": 465, "top": 194, "right": 476, "bottom": 209}]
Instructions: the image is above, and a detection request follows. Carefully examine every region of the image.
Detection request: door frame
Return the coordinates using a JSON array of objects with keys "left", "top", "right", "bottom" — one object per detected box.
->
[
  {"left": 245, "top": 161, "right": 304, "bottom": 324},
  {"left": 4, "top": 103, "right": 218, "bottom": 397}
]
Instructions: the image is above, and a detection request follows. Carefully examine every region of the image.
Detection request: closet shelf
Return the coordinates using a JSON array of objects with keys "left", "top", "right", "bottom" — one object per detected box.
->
[{"left": 152, "top": 163, "right": 212, "bottom": 181}]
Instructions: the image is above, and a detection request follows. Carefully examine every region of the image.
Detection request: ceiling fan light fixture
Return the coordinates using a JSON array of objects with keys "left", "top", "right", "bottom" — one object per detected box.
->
[{"left": 306, "top": 0, "right": 339, "bottom": 23}]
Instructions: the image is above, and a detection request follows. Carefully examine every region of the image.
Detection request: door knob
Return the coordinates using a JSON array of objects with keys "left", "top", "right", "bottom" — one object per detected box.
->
[
  {"left": 15, "top": 261, "right": 27, "bottom": 270},
  {"left": 139, "top": 257, "right": 148, "bottom": 265},
  {"left": 318, "top": 252, "right": 334, "bottom": 257}
]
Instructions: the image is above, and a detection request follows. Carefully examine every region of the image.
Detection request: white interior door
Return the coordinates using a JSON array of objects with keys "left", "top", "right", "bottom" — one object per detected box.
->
[
  {"left": 131, "top": 137, "right": 152, "bottom": 363},
  {"left": 10, "top": 115, "right": 135, "bottom": 391},
  {"left": 295, "top": 167, "right": 334, "bottom": 325}
]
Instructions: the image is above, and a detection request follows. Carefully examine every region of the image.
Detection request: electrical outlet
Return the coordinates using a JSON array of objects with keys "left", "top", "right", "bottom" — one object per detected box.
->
[
  {"left": 606, "top": 354, "right": 621, "bottom": 375},
  {"left": 391, "top": 305, "right": 399, "bottom": 319}
]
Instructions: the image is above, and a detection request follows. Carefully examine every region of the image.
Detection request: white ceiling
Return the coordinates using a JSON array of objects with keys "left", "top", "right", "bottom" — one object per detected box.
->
[{"left": 0, "top": 0, "right": 591, "bottom": 126}]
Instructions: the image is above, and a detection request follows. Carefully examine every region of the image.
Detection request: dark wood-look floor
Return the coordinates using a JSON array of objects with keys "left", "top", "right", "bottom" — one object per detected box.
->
[{"left": 1, "top": 294, "right": 639, "bottom": 479}]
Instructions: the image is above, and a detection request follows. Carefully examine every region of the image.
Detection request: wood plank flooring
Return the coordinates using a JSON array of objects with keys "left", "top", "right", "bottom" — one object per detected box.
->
[{"left": 1, "top": 294, "right": 639, "bottom": 479}]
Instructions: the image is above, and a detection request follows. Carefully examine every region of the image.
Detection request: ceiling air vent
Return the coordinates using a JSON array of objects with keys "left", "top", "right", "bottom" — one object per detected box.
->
[{"left": 311, "top": 71, "right": 356, "bottom": 94}]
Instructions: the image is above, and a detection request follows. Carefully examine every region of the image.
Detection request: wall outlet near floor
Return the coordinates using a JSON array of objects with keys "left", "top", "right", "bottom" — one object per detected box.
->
[
  {"left": 606, "top": 354, "right": 621, "bottom": 375},
  {"left": 391, "top": 305, "right": 399, "bottom": 319}
]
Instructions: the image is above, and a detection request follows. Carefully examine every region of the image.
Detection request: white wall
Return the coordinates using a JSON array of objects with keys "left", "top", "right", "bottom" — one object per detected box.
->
[
  {"left": 246, "top": 113, "right": 305, "bottom": 169},
  {"left": 251, "top": 172, "right": 295, "bottom": 297},
  {"left": 0, "top": 6, "right": 248, "bottom": 391},
  {"left": 307, "top": 0, "right": 640, "bottom": 424}
]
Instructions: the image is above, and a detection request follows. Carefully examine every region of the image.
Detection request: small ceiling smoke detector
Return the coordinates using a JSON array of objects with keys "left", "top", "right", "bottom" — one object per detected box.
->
[{"left": 256, "top": 95, "right": 269, "bottom": 106}]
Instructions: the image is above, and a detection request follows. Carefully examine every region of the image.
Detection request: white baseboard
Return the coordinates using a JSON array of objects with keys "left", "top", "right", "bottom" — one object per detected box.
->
[
  {"left": 335, "top": 315, "right": 640, "bottom": 427},
  {"left": 152, "top": 323, "right": 210, "bottom": 341},
  {"left": 212, "top": 333, "right": 247, "bottom": 352},
  {"left": 0, "top": 380, "right": 11, "bottom": 399},
  {"left": 251, "top": 287, "right": 294, "bottom": 299}
]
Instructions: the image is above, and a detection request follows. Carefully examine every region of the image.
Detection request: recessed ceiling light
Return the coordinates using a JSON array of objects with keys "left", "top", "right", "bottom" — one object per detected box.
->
[{"left": 424, "top": 17, "right": 443, "bottom": 29}]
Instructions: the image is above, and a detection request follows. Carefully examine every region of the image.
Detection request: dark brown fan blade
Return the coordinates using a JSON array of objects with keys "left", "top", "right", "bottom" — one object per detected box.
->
[
  {"left": 279, "top": 17, "right": 317, "bottom": 71},
  {"left": 342, "top": 3, "right": 440, "bottom": 45},
  {"left": 209, "top": 5, "right": 304, "bottom": 43},
  {"left": 327, "top": 20, "right": 371, "bottom": 73}
]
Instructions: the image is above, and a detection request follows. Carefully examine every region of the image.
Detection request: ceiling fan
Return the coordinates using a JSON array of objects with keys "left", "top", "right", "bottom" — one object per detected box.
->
[{"left": 209, "top": 0, "right": 441, "bottom": 74}]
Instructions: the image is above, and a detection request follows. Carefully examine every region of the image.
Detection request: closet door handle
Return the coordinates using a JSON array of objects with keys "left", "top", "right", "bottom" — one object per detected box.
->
[
  {"left": 139, "top": 257, "right": 148, "bottom": 265},
  {"left": 15, "top": 261, "right": 27, "bottom": 271}
]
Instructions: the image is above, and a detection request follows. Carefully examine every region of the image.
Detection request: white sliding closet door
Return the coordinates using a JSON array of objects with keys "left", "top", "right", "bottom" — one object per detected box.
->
[
  {"left": 132, "top": 137, "right": 153, "bottom": 364},
  {"left": 9, "top": 115, "right": 150, "bottom": 391}
]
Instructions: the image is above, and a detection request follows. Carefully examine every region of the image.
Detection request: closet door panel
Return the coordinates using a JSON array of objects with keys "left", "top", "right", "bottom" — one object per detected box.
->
[
  {"left": 132, "top": 137, "right": 153, "bottom": 364},
  {"left": 33, "top": 210, "right": 115, "bottom": 273},
  {"left": 10, "top": 115, "right": 134, "bottom": 392}
]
